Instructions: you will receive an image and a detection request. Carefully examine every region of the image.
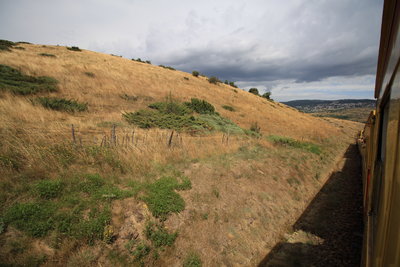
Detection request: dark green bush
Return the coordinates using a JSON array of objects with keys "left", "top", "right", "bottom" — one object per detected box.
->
[
  {"left": 39, "top": 53, "right": 56, "bottom": 58},
  {"left": 149, "top": 101, "right": 191, "bottom": 115},
  {"left": 0, "top": 64, "right": 58, "bottom": 95},
  {"left": 229, "top": 81, "right": 237, "bottom": 88},
  {"left": 67, "top": 46, "right": 81, "bottom": 51},
  {"left": 0, "top": 39, "right": 15, "bottom": 51},
  {"left": 222, "top": 105, "right": 235, "bottom": 112},
  {"left": 249, "top": 88, "right": 259, "bottom": 95},
  {"left": 159, "top": 65, "right": 175, "bottom": 71},
  {"left": 184, "top": 98, "right": 215, "bottom": 114},
  {"left": 36, "top": 97, "right": 88, "bottom": 112},
  {"left": 261, "top": 92, "right": 271, "bottom": 99},
  {"left": 192, "top": 71, "right": 199, "bottom": 77},
  {"left": 13, "top": 46, "right": 25, "bottom": 50}
]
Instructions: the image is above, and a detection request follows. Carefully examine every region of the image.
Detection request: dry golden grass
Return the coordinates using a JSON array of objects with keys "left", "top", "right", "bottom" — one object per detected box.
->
[{"left": 0, "top": 43, "right": 364, "bottom": 266}]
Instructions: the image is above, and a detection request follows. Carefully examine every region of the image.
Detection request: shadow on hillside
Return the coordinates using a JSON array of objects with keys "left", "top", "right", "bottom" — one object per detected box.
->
[{"left": 258, "top": 144, "right": 364, "bottom": 267}]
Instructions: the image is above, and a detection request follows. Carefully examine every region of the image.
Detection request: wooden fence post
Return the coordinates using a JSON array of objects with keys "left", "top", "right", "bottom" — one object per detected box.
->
[
  {"left": 71, "top": 124, "right": 76, "bottom": 143},
  {"left": 168, "top": 130, "right": 174, "bottom": 147}
]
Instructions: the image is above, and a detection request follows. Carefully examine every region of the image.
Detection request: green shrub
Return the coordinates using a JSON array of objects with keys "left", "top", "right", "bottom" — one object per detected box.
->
[
  {"left": 142, "top": 176, "right": 191, "bottom": 219},
  {"left": 208, "top": 76, "right": 219, "bottom": 84},
  {"left": 192, "top": 71, "right": 199, "bottom": 77},
  {"left": 184, "top": 252, "right": 202, "bottom": 267},
  {"left": 0, "top": 64, "right": 58, "bottom": 95},
  {"left": 267, "top": 135, "right": 322, "bottom": 154},
  {"left": 0, "top": 39, "right": 15, "bottom": 51},
  {"left": 184, "top": 98, "right": 215, "bottom": 114},
  {"left": 13, "top": 46, "right": 25, "bottom": 50},
  {"left": 249, "top": 88, "right": 259, "bottom": 95},
  {"left": 39, "top": 53, "right": 56, "bottom": 58},
  {"left": 34, "top": 179, "right": 63, "bottom": 199},
  {"left": 229, "top": 81, "right": 237, "bottom": 88},
  {"left": 222, "top": 105, "right": 235, "bottom": 112},
  {"left": 145, "top": 221, "right": 178, "bottom": 247},
  {"left": 67, "top": 46, "right": 81, "bottom": 51},
  {"left": 36, "top": 97, "right": 88, "bottom": 112}
]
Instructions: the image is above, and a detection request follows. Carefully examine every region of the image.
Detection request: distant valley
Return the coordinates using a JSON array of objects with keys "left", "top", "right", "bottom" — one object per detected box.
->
[{"left": 282, "top": 99, "right": 376, "bottom": 123}]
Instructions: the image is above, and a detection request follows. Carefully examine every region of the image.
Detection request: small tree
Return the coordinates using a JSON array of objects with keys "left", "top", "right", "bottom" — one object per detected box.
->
[
  {"left": 262, "top": 92, "right": 271, "bottom": 99},
  {"left": 249, "top": 88, "right": 259, "bottom": 96},
  {"left": 192, "top": 71, "right": 199, "bottom": 77},
  {"left": 208, "top": 76, "right": 219, "bottom": 84},
  {"left": 224, "top": 80, "right": 229, "bottom": 85}
]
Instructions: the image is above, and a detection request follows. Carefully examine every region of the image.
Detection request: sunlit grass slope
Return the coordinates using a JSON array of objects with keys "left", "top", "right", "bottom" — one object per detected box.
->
[{"left": 0, "top": 43, "right": 362, "bottom": 266}]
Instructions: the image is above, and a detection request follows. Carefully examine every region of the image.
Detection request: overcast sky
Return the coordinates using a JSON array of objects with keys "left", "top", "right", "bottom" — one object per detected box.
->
[{"left": 0, "top": 0, "right": 383, "bottom": 101}]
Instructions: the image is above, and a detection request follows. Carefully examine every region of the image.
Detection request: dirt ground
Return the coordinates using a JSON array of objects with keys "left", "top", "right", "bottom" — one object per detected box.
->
[{"left": 258, "top": 144, "right": 364, "bottom": 267}]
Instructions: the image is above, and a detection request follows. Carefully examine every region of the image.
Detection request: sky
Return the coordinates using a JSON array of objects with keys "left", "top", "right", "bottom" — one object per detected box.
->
[{"left": 0, "top": 0, "right": 384, "bottom": 101}]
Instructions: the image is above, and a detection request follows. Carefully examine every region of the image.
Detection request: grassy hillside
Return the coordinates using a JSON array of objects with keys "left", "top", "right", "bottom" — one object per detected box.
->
[{"left": 0, "top": 43, "right": 362, "bottom": 266}]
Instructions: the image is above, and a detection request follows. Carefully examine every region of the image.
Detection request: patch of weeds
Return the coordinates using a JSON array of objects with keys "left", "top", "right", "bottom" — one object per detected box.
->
[
  {"left": 222, "top": 105, "right": 235, "bottom": 111},
  {"left": 236, "top": 144, "right": 267, "bottom": 160},
  {"left": 212, "top": 188, "right": 220, "bottom": 198},
  {"left": 4, "top": 202, "right": 57, "bottom": 237},
  {"left": 124, "top": 109, "right": 209, "bottom": 130},
  {"left": 0, "top": 64, "right": 58, "bottom": 95},
  {"left": 34, "top": 179, "right": 63, "bottom": 199},
  {"left": 39, "top": 53, "right": 56, "bottom": 58},
  {"left": 0, "top": 154, "right": 21, "bottom": 171},
  {"left": 131, "top": 242, "right": 151, "bottom": 263},
  {"left": 35, "top": 97, "right": 88, "bottom": 112},
  {"left": 201, "top": 213, "right": 208, "bottom": 220},
  {"left": 286, "top": 177, "right": 301, "bottom": 187},
  {"left": 96, "top": 121, "right": 124, "bottom": 128},
  {"left": 51, "top": 144, "right": 75, "bottom": 167},
  {"left": 145, "top": 221, "right": 178, "bottom": 247},
  {"left": 198, "top": 114, "right": 244, "bottom": 134},
  {"left": 67, "top": 46, "right": 81, "bottom": 51},
  {"left": 192, "top": 71, "right": 199, "bottom": 77},
  {"left": 4, "top": 173, "right": 133, "bottom": 243},
  {"left": 13, "top": 46, "right": 25, "bottom": 50},
  {"left": 183, "top": 252, "right": 202, "bottom": 267},
  {"left": 142, "top": 176, "right": 191, "bottom": 220},
  {"left": 84, "top": 72, "right": 95, "bottom": 77},
  {"left": 267, "top": 135, "right": 322, "bottom": 154}
]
